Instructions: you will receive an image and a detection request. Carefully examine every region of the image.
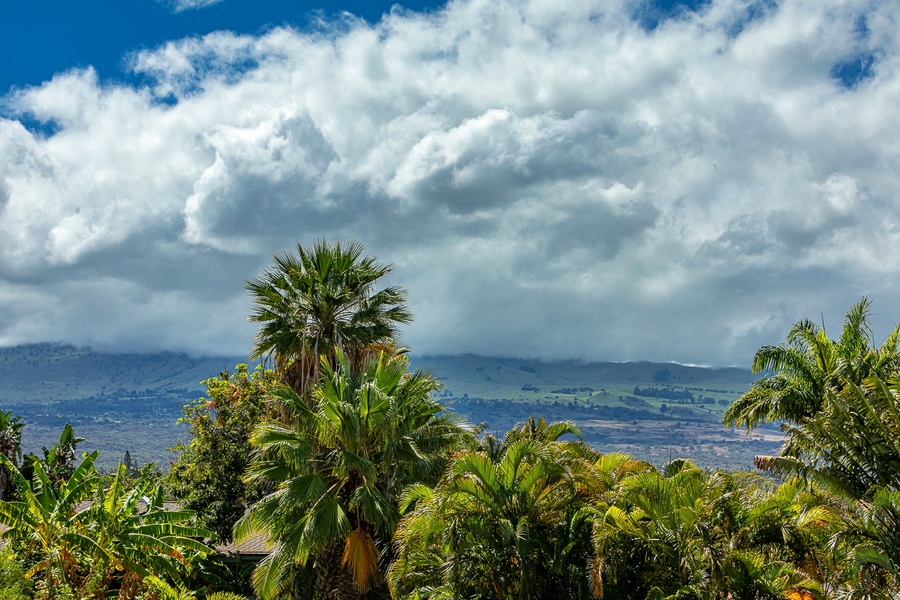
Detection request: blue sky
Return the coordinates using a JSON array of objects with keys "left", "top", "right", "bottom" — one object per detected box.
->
[
  {"left": 1, "top": 0, "right": 447, "bottom": 93},
  {"left": 0, "top": 0, "right": 898, "bottom": 366}
]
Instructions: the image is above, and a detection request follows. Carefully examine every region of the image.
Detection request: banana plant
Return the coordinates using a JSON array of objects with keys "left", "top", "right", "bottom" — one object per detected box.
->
[
  {"left": 0, "top": 449, "right": 99, "bottom": 592},
  {"left": 79, "top": 463, "right": 215, "bottom": 597},
  {"left": 0, "top": 449, "right": 213, "bottom": 599}
]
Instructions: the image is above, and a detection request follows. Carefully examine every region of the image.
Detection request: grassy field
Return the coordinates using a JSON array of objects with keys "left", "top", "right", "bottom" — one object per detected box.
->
[{"left": 1, "top": 344, "right": 774, "bottom": 471}]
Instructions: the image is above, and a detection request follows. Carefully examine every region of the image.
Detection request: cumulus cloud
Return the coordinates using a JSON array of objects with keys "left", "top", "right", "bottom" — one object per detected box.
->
[{"left": 2, "top": 0, "right": 900, "bottom": 365}]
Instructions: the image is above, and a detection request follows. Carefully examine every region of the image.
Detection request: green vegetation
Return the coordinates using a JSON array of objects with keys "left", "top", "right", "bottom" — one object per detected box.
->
[
  {"left": 725, "top": 297, "right": 900, "bottom": 430},
  {"left": 390, "top": 418, "right": 596, "bottom": 600},
  {"left": 236, "top": 351, "right": 468, "bottom": 599},
  {"left": 0, "top": 547, "right": 33, "bottom": 599},
  {"left": 239, "top": 240, "right": 465, "bottom": 599},
  {"left": 3, "top": 241, "right": 900, "bottom": 599},
  {"left": 245, "top": 238, "right": 413, "bottom": 400},
  {"left": 166, "top": 365, "right": 277, "bottom": 542},
  {"left": 0, "top": 410, "right": 24, "bottom": 501},
  {"left": 0, "top": 445, "right": 212, "bottom": 598}
]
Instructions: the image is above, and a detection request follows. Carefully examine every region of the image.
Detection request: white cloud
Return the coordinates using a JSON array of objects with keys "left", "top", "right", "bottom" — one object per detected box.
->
[
  {"left": 2, "top": 0, "right": 900, "bottom": 365},
  {"left": 164, "top": 0, "right": 225, "bottom": 13}
]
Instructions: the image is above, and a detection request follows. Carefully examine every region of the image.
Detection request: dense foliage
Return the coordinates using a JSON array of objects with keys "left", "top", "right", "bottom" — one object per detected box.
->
[
  {"left": 0, "top": 410, "right": 24, "bottom": 501},
  {"left": 167, "top": 364, "right": 277, "bottom": 542},
  {"left": 236, "top": 350, "right": 469, "bottom": 600},
  {"left": 390, "top": 418, "right": 598, "bottom": 600},
  {"left": 0, "top": 444, "right": 213, "bottom": 599},
  {"left": 245, "top": 239, "right": 413, "bottom": 399}
]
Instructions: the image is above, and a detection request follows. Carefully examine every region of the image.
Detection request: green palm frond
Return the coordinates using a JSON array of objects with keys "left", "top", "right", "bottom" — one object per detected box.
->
[
  {"left": 246, "top": 240, "right": 413, "bottom": 401},
  {"left": 392, "top": 420, "right": 600, "bottom": 600},
  {"left": 729, "top": 298, "right": 900, "bottom": 432}
]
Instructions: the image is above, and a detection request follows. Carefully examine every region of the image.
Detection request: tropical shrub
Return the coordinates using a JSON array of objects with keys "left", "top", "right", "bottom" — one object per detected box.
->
[
  {"left": 390, "top": 419, "right": 599, "bottom": 600},
  {"left": 167, "top": 364, "right": 277, "bottom": 542},
  {"left": 0, "top": 548, "right": 33, "bottom": 599},
  {"left": 0, "top": 432, "right": 213, "bottom": 599}
]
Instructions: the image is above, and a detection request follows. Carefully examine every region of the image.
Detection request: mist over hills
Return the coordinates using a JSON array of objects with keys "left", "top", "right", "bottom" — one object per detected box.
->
[{"left": 0, "top": 343, "right": 774, "bottom": 470}]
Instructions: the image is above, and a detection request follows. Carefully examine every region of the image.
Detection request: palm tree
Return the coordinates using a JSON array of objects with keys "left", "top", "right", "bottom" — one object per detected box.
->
[
  {"left": 235, "top": 351, "right": 467, "bottom": 600},
  {"left": 592, "top": 461, "right": 827, "bottom": 600},
  {"left": 831, "top": 489, "right": 900, "bottom": 597},
  {"left": 245, "top": 240, "right": 413, "bottom": 398},
  {"left": 746, "top": 377, "right": 900, "bottom": 595},
  {"left": 725, "top": 298, "right": 900, "bottom": 430},
  {"left": 389, "top": 421, "right": 600, "bottom": 600},
  {"left": 726, "top": 478, "right": 837, "bottom": 599},
  {"left": 754, "top": 375, "right": 900, "bottom": 500},
  {"left": 593, "top": 461, "right": 721, "bottom": 599},
  {"left": 732, "top": 301, "right": 900, "bottom": 596}
]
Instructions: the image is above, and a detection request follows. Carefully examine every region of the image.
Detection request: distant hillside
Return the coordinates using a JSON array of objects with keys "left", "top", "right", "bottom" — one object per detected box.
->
[
  {"left": 409, "top": 354, "right": 756, "bottom": 400},
  {"left": 0, "top": 343, "right": 249, "bottom": 403},
  {"left": 0, "top": 344, "right": 774, "bottom": 471},
  {"left": 0, "top": 343, "right": 250, "bottom": 467},
  {"left": 408, "top": 355, "right": 777, "bottom": 471}
]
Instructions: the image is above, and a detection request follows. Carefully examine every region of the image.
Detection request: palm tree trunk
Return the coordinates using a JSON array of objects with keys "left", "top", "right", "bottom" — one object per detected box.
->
[{"left": 314, "top": 541, "right": 361, "bottom": 600}]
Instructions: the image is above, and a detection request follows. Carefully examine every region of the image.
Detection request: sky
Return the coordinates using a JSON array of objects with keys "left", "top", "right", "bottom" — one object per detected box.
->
[{"left": 0, "top": 0, "right": 898, "bottom": 367}]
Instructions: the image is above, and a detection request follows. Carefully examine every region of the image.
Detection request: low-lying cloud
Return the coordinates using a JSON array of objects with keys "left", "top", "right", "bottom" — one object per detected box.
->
[{"left": 1, "top": 0, "right": 900, "bottom": 366}]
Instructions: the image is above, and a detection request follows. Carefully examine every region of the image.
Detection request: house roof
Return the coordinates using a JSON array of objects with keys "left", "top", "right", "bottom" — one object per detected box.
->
[{"left": 216, "top": 532, "right": 273, "bottom": 557}]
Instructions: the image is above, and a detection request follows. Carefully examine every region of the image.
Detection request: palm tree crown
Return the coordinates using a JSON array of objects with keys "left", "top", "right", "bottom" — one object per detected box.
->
[
  {"left": 246, "top": 239, "right": 413, "bottom": 396},
  {"left": 390, "top": 419, "right": 600, "bottom": 600}
]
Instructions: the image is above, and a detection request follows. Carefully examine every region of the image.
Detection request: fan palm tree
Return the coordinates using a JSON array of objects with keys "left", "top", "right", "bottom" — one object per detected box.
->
[
  {"left": 235, "top": 351, "right": 467, "bottom": 600},
  {"left": 725, "top": 298, "right": 900, "bottom": 430},
  {"left": 245, "top": 240, "right": 413, "bottom": 398}
]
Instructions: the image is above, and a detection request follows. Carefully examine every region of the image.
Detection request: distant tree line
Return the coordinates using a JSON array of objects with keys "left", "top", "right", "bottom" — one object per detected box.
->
[
  {"left": 551, "top": 386, "right": 595, "bottom": 394},
  {"left": 633, "top": 385, "right": 695, "bottom": 401}
]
